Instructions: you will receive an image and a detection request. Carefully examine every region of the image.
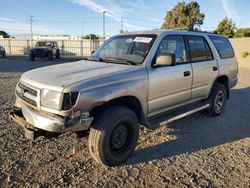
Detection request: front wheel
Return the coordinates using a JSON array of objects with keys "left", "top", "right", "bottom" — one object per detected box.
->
[
  {"left": 29, "top": 53, "right": 35, "bottom": 61},
  {"left": 56, "top": 51, "right": 60, "bottom": 59},
  {"left": 207, "top": 82, "right": 227, "bottom": 116},
  {"left": 88, "top": 106, "right": 139, "bottom": 166},
  {"left": 2, "top": 51, "right": 6, "bottom": 57}
]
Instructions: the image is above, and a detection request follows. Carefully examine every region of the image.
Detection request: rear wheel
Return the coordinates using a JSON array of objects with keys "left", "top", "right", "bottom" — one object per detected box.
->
[
  {"left": 29, "top": 52, "right": 35, "bottom": 61},
  {"left": 88, "top": 106, "right": 139, "bottom": 166},
  {"left": 207, "top": 82, "right": 227, "bottom": 116},
  {"left": 48, "top": 52, "right": 53, "bottom": 61}
]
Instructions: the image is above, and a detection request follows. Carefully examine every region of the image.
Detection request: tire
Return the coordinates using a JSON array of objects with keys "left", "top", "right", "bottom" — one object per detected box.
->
[
  {"left": 207, "top": 82, "right": 227, "bottom": 116},
  {"left": 88, "top": 106, "right": 139, "bottom": 166},
  {"left": 29, "top": 53, "right": 35, "bottom": 61},
  {"left": 2, "top": 51, "right": 6, "bottom": 57},
  {"left": 56, "top": 51, "right": 60, "bottom": 59},
  {"left": 48, "top": 52, "right": 53, "bottom": 61}
]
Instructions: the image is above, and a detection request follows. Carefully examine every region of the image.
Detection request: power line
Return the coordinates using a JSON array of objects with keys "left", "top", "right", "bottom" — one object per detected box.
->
[
  {"left": 120, "top": 16, "right": 124, "bottom": 32},
  {"left": 30, "top": 15, "right": 33, "bottom": 45},
  {"left": 103, "top": 11, "right": 106, "bottom": 38},
  {"left": 81, "top": 16, "right": 84, "bottom": 36},
  {"left": 123, "top": 21, "right": 157, "bottom": 28}
]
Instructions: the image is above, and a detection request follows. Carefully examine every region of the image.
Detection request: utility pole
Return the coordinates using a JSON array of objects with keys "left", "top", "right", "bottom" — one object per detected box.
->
[
  {"left": 120, "top": 16, "right": 124, "bottom": 33},
  {"left": 103, "top": 11, "right": 106, "bottom": 39},
  {"left": 81, "top": 16, "right": 84, "bottom": 36},
  {"left": 30, "top": 15, "right": 33, "bottom": 47}
]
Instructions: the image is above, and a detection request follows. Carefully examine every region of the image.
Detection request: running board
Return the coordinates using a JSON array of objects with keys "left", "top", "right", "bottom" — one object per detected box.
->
[
  {"left": 159, "top": 104, "right": 209, "bottom": 126},
  {"left": 146, "top": 103, "right": 210, "bottom": 129}
]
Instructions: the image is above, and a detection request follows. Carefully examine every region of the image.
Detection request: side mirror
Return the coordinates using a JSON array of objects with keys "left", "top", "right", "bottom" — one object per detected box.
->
[
  {"left": 91, "top": 50, "right": 95, "bottom": 54},
  {"left": 154, "top": 53, "right": 176, "bottom": 67}
]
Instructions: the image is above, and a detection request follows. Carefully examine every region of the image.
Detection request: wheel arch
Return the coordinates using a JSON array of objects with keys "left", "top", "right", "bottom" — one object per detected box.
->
[
  {"left": 213, "top": 75, "right": 229, "bottom": 99},
  {"left": 89, "top": 96, "right": 146, "bottom": 126}
]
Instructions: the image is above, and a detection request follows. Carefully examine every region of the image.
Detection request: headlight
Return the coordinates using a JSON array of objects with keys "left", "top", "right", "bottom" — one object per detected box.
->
[
  {"left": 62, "top": 92, "right": 79, "bottom": 110},
  {"left": 41, "top": 89, "right": 62, "bottom": 110}
]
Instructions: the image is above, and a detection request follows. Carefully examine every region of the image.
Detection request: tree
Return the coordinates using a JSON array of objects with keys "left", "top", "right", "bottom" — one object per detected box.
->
[
  {"left": 0, "top": 31, "right": 10, "bottom": 38},
  {"left": 215, "top": 17, "right": 236, "bottom": 38},
  {"left": 161, "top": 1, "right": 205, "bottom": 30},
  {"left": 82, "top": 34, "right": 99, "bottom": 39},
  {"left": 235, "top": 28, "right": 250, "bottom": 38}
]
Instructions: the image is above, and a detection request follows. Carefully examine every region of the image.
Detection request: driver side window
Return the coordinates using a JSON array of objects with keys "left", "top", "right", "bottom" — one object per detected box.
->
[{"left": 156, "top": 35, "right": 187, "bottom": 64}]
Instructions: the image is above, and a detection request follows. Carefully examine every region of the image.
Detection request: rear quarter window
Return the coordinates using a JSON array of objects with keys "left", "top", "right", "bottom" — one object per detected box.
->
[
  {"left": 209, "top": 35, "right": 234, "bottom": 59},
  {"left": 187, "top": 36, "right": 213, "bottom": 62}
]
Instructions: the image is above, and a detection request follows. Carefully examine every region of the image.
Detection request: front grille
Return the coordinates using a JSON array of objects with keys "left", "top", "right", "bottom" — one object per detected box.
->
[
  {"left": 18, "top": 82, "right": 37, "bottom": 96},
  {"left": 16, "top": 82, "right": 38, "bottom": 107},
  {"left": 35, "top": 49, "right": 45, "bottom": 57}
]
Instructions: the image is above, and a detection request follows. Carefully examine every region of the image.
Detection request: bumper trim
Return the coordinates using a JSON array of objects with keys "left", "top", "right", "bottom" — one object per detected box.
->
[
  {"left": 10, "top": 108, "right": 37, "bottom": 139},
  {"left": 229, "top": 77, "right": 238, "bottom": 88},
  {"left": 10, "top": 106, "right": 93, "bottom": 134}
]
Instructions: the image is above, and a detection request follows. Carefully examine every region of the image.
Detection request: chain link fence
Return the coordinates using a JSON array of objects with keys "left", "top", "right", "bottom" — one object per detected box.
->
[{"left": 0, "top": 38, "right": 105, "bottom": 56}]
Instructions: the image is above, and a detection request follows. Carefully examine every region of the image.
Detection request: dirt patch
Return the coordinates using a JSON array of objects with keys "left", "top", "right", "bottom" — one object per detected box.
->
[{"left": 0, "top": 57, "right": 249, "bottom": 187}]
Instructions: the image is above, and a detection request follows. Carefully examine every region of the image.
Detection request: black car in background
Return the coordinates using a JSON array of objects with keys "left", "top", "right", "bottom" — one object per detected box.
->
[
  {"left": 29, "top": 41, "right": 60, "bottom": 61},
  {"left": 0, "top": 45, "right": 6, "bottom": 57}
]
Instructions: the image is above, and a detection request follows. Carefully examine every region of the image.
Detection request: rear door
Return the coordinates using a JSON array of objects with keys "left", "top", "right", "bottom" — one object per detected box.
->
[{"left": 187, "top": 35, "right": 219, "bottom": 99}]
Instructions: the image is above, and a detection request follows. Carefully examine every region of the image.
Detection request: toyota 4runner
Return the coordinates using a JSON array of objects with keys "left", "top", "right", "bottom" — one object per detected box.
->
[
  {"left": 11, "top": 30, "right": 238, "bottom": 166},
  {"left": 29, "top": 41, "right": 60, "bottom": 61}
]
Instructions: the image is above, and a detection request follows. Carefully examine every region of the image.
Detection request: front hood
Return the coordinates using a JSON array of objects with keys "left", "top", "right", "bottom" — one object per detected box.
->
[
  {"left": 31, "top": 46, "right": 51, "bottom": 50},
  {"left": 20, "top": 60, "right": 136, "bottom": 92}
]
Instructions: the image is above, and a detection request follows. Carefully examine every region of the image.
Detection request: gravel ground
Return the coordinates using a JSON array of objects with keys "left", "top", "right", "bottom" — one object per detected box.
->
[{"left": 0, "top": 56, "right": 250, "bottom": 187}]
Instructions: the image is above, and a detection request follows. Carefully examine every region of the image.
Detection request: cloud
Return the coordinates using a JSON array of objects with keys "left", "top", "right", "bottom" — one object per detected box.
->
[
  {"left": 68, "top": 0, "right": 152, "bottom": 30},
  {"left": 0, "top": 17, "right": 64, "bottom": 36},
  {"left": 219, "top": 0, "right": 240, "bottom": 20}
]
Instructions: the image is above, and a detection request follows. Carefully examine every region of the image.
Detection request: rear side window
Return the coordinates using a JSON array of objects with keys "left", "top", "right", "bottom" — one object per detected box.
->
[
  {"left": 209, "top": 36, "right": 234, "bottom": 59},
  {"left": 187, "top": 36, "right": 213, "bottom": 62}
]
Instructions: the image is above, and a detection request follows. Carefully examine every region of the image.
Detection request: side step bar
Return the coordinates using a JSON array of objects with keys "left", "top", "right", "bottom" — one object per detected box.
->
[{"left": 159, "top": 104, "right": 210, "bottom": 126}]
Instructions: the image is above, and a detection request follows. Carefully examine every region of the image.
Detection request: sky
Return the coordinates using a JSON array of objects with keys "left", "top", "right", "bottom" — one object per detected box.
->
[{"left": 0, "top": 0, "right": 250, "bottom": 38}]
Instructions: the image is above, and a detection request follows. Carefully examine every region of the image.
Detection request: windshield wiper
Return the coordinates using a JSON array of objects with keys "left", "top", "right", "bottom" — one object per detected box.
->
[
  {"left": 100, "top": 57, "right": 137, "bottom": 65},
  {"left": 84, "top": 56, "right": 102, "bottom": 62}
]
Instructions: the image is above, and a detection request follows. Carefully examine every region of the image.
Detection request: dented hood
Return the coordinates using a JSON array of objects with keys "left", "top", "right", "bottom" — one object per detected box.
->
[{"left": 20, "top": 60, "right": 135, "bottom": 92}]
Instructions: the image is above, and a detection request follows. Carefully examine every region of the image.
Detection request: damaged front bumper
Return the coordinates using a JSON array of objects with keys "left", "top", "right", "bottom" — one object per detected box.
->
[{"left": 10, "top": 105, "right": 93, "bottom": 139}]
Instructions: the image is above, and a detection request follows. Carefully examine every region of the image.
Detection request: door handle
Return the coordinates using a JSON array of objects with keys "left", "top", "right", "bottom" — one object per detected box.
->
[
  {"left": 213, "top": 66, "right": 218, "bottom": 71},
  {"left": 183, "top": 71, "right": 190, "bottom": 77}
]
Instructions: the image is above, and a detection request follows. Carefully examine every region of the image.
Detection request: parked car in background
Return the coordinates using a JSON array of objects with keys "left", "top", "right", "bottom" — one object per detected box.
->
[
  {"left": 0, "top": 45, "right": 6, "bottom": 57},
  {"left": 29, "top": 41, "right": 60, "bottom": 61},
  {"left": 11, "top": 30, "right": 238, "bottom": 166}
]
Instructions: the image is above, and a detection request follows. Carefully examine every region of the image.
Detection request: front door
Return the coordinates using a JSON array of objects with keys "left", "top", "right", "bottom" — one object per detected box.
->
[{"left": 148, "top": 35, "right": 192, "bottom": 116}]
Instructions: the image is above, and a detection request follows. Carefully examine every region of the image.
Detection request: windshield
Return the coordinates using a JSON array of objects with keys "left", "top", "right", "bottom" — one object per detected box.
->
[
  {"left": 36, "top": 42, "right": 53, "bottom": 47},
  {"left": 91, "top": 34, "right": 156, "bottom": 65}
]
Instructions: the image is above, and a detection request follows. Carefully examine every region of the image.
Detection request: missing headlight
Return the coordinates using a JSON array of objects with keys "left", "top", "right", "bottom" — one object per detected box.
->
[{"left": 62, "top": 92, "right": 79, "bottom": 110}]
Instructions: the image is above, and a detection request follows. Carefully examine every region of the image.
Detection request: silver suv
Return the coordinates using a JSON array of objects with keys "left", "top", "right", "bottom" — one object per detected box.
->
[{"left": 11, "top": 30, "right": 238, "bottom": 166}]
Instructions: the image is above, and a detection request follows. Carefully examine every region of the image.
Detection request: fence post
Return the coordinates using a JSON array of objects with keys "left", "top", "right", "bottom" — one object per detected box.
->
[
  {"left": 27, "top": 40, "right": 30, "bottom": 55},
  {"left": 61, "top": 40, "right": 64, "bottom": 56},
  {"left": 89, "top": 38, "right": 92, "bottom": 55},
  {"left": 8, "top": 38, "right": 12, "bottom": 55},
  {"left": 80, "top": 39, "right": 83, "bottom": 56}
]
